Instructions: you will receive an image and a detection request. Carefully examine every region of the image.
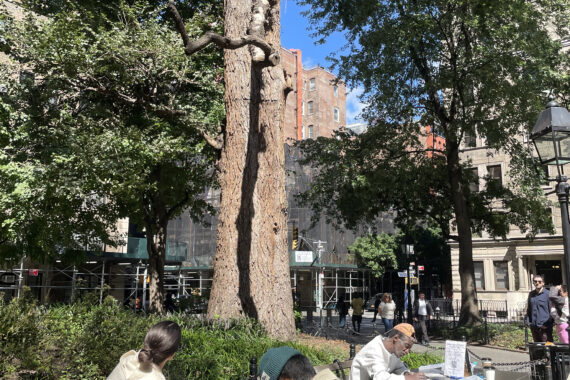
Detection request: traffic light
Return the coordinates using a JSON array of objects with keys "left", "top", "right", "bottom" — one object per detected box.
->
[{"left": 292, "top": 227, "right": 299, "bottom": 250}]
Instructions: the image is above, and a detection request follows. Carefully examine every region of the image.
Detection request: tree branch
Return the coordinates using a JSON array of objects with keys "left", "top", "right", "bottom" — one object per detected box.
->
[
  {"left": 168, "top": 0, "right": 279, "bottom": 65},
  {"left": 166, "top": 191, "right": 190, "bottom": 220},
  {"left": 80, "top": 78, "right": 224, "bottom": 150}
]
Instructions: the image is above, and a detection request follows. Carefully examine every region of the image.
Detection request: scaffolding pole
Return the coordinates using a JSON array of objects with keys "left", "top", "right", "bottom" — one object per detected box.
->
[
  {"left": 335, "top": 269, "right": 338, "bottom": 300},
  {"left": 17, "top": 256, "right": 25, "bottom": 298},
  {"left": 142, "top": 266, "right": 148, "bottom": 311},
  {"left": 71, "top": 266, "right": 77, "bottom": 302}
]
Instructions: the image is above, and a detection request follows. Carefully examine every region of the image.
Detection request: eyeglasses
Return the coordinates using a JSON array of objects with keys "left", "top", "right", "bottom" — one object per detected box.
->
[{"left": 533, "top": 280, "right": 543, "bottom": 284}]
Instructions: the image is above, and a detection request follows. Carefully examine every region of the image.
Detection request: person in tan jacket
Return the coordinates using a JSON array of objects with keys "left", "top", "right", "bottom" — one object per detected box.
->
[{"left": 107, "top": 321, "right": 181, "bottom": 380}]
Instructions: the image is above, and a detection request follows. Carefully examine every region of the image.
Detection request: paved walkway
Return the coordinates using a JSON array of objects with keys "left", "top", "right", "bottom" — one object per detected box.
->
[{"left": 302, "top": 310, "right": 530, "bottom": 367}]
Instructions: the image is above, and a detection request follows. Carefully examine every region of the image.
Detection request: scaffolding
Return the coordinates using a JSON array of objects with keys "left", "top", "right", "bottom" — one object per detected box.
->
[{"left": 0, "top": 261, "right": 213, "bottom": 310}]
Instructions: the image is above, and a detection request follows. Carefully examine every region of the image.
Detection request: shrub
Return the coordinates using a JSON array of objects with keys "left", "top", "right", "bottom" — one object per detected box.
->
[
  {"left": 402, "top": 351, "right": 444, "bottom": 368},
  {"left": 0, "top": 297, "right": 347, "bottom": 379},
  {"left": 0, "top": 287, "right": 42, "bottom": 378}
]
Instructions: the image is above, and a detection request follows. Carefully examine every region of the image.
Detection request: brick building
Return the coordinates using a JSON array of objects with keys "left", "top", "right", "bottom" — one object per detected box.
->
[{"left": 280, "top": 48, "right": 347, "bottom": 141}]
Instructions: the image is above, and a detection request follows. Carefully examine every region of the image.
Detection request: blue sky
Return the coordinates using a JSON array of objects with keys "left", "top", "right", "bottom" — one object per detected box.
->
[{"left": 280, "top": 0, "right": 365, "bottom": 124}]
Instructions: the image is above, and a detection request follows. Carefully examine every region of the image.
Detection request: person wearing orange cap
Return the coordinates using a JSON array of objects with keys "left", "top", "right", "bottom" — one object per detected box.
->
[{"left": 349, "top": 323, "right": 426, "bottom": 380}]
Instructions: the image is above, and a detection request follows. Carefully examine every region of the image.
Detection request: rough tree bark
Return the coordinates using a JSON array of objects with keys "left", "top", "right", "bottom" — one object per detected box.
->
[{"left": 206, "top": 0, "right": 295, "bottom": 339}]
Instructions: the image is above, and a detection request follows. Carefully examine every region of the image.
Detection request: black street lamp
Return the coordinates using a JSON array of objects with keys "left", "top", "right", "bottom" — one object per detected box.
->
[
  {"left": 530, "top": 99, "right": 570, "bottom": 285},
  {"left": 402, "top": 243, "right": 414, "bottom": 323}
]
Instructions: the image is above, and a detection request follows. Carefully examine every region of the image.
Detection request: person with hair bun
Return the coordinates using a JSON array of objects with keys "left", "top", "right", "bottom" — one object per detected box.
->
[{"left": 107, "top": 321, "right": 181, "bottom": 380}]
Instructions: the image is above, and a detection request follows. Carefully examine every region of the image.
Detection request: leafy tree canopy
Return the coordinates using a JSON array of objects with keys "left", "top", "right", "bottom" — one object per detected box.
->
[
  {"left": 350, "top": 232, "right": 398, "bottom": 278},
  {"left": 296, "top": 0, "right": 567, "bottom": 240},
  {"left": 297, "top": 0, "right": 568, "bottom": 324},
  {"left": 0, "top": 1, "right": 223, "bottom": 262}
]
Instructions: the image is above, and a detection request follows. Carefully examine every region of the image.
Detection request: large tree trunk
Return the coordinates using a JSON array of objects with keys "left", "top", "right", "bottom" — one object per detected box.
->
[
  {"left": 448, "top": 142, "right": 481, "bottom": 325},
  {"left": 207, "top": 0, "right": 295, "bottom": 340}
]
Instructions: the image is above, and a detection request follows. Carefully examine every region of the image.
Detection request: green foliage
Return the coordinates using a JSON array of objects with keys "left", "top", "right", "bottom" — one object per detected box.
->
[
  {"left": 402, "top": 351, "right": 444, "bottom": 369},
  {"left": 297, "top": 0, "right": 568, "bottom": 324},
  {"left": 350, "top": 233, "right": 398, "bottom": 278},
  {"left": 0, "top": 1, "right": 223, "bottom": 263},
  {"left": 0, "top": 287, "right": 41, "bottom": 375},
  {"left": 0, "top": 295, "right": 343, "bottom": 379}
]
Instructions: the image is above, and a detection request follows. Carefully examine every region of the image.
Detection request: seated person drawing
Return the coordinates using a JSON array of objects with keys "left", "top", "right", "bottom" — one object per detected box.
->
[{"left": 350, "top": 323, "right": 426, "bottom": 380}]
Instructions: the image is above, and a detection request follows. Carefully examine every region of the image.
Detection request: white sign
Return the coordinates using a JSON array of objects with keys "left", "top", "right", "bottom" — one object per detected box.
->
[
  {"left": 443, "top": 340, "right": 467, "bottom": 378},
  {"left": 295, "top": 251, "right": 314, "bottom": 263},
  {"left": 409, "top": 269, "right": 415, "bottom": 275},
  {"left": 398, "top": 272, "right": 407, "bottom": 278}
]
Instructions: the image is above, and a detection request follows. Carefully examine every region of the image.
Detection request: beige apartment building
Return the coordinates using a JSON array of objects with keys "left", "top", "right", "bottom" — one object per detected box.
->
[
  {"left": 450, "top": 133, "right": 566, "bottom": 309},
  {"left": 449, "top": 34, "right": 570, "bottom": 309}
]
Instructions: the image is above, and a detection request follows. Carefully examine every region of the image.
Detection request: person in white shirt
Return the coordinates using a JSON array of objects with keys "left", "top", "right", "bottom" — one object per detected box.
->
[
  {"left": 349, "top": 323, "right": 426, "bottom": 380},
  {"left": 378, "top": 293, "right": 397, "bottom": 332},
  {"left": 412, "top": 292, "right": 433, "bottom": 346}
]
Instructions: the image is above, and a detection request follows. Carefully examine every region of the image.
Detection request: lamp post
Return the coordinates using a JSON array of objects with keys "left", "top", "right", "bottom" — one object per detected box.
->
[
  {"left": 530, "top": 99, "right": 570, "bottom": 286},
  {"left": 402, "top": 243, "right": 414, "bottom": 323}
]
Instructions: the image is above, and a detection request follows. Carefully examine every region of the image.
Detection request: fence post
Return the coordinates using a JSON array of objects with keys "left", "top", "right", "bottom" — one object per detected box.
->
[{"left": 249, "top": 357, "right": 257, "bottom": 379}]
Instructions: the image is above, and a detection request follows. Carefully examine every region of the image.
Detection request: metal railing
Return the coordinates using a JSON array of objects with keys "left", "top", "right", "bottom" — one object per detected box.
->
[{"left": 431, "top": 298, "right": 527, "bottom": 325}]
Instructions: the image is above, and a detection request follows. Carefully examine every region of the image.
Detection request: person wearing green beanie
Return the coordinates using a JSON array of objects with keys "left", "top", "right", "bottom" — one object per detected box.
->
[{"left": 257, "top": 346, "right": 316, "bottom": 380}]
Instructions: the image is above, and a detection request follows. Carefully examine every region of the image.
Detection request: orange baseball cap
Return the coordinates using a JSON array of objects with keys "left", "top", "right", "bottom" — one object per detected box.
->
[{"left": 393, "top": 323, "right": 416, "bottom": 339}]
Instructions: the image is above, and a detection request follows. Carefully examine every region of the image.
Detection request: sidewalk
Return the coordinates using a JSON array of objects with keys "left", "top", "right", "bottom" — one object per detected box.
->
[{"left": 302, "top": 310, "right": 530, "bottom": 366}]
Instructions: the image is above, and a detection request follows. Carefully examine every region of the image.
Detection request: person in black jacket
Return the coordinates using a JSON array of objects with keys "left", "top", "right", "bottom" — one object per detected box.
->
[
  {"left": 371, "top": 294, "right": 381, "bottom": 323},
  {"left": 525, "top": 275, "right": 553, "bottom": 342},
  {"left": 413, "top": 292, "right": 433, "bottom": 346}
]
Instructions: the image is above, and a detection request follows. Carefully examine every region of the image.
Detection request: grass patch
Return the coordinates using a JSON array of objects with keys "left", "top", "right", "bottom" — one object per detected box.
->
[{"left": 431, "top": 322, "right": 529, "bottom": 350}]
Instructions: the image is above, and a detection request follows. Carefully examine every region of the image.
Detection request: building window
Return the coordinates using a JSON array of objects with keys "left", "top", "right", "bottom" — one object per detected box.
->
[
  {"left": 334, "top": 85, "right": 338, "bottom": 97},
  {"left": 302, "top": 125, "right": 305, "bottom": 139},
  {"left": 302, "top": 101, "right": 305, "bottom": 116},
  {"left": 334, "top": 107, "right": 339, "bottom": 122},
  {"left": 308, "top": 101, "right": 314, "bottom": 115},
  {"left": 464, "top": 131, "right": 476, "bottom": 147},
  {"left": 487, "top": 165, "right": 502, "bottom": 187},
  {"left": 309, "top": 78, "right": 316, "bottom": 91},
  {"left": 308, "top": 125, "right": 314, "bottom": 138},
  {"left": 494, "top": 261, "right": 509, "bottom": 290},
  {"left": 474, "top": 262, "right": 485, "bottom": 290},
  {"left": 468, "top": 167, "right": 479, "bottom": 193}
]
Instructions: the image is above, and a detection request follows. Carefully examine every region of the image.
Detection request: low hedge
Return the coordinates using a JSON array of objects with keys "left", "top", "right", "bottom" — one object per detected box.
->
[{"left": 0, "top": 289, "right": 345, "bottom": 379}]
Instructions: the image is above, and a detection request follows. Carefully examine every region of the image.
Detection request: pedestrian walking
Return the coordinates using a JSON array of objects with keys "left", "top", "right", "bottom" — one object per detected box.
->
[
  {"left": 336, "top": 295, "right": 349, "bottom": 328},
  {"left": 352, "top": 293, "right": 365, "bottom": 334},
  {"left": 525, "top": 275, "right": 554, "bottom": 342},
  {"left": 413, "top": 292, "right": 433, "bottom": 346},
  {"left": 371, "top": 294, "right": 381, "bottom": 323},
  {"left": 550, "top": 285, "right": 569, "bottom": 344},
  {"left": 378, "top": 293, "right": 396, "bottom": 332}
]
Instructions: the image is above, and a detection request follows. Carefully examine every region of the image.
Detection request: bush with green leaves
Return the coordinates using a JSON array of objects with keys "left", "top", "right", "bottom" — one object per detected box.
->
[
  {"left": 0, "top": 293, "right": 349, "bottom": 379},
  {"left": 402, "top": 351, "right": 444, "bottom": 369},
  {"left": 0, "top": 287, "right": 42, "bottom": 377}
]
